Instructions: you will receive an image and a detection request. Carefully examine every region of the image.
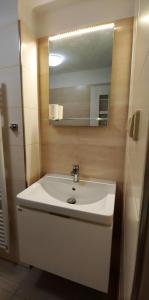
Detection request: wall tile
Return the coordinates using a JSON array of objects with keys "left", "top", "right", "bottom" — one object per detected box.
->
[
  {"left": 25, "top": 144, "right": 41, "bottom": 186},
  {"left": 4, "top": 145, "right": 26, "bottom": 182},
  {"left": 0, "top": 0, "right": 18, "bottom": 27},
  {"left": 39, "top": 74, "right": 49, "bottom": 110},
  {"left": 5, "top": 178, "right": 26, "bottom": 261},
  {"left": 40, "top": 119, "right": 79, "bottom": 145},
  {"left": 20, "top": 21, "right": 41, "bottom": 186},
  {"left": 0, "top": 22, "right": 20, "bottom": 68},
  {"left": 38, "top": 39, "right": 49, "bottom": 76},
  {"left": 24, "top": 108, "right": 40, "bottom": 145},
  {"left": 22, "top": 66, "right": 38, "bottom": 109},
  {"left": 42, "top": 144, "right": 78, "bottom": 175},
  {"left": 78, "top": 127, "right": 126, "bottom": 147},
  {"left": 78, "top": 144, "right": 125, "bottom": 183},
  {"left": 0, "top": 66, "right": 22, "bottom": 108},
  {"left": 20, "top": 22, "right": 37, "bottom": 72},
  {"left": 0, "top": 19, "right": 26, "bottom": 262},
  {"left": 3, "top": 107, "right": 24, "bottom": 146}
]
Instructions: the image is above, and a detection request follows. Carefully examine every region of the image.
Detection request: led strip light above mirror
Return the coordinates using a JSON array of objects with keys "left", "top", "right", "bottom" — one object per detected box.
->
[{"left": 49, "top": 23, "right": 115, "bottom": 41}]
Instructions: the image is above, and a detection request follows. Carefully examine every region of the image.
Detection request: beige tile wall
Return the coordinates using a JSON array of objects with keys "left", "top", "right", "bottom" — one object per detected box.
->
[
  {"left": 38, "top": 18, "right": 133, "bottom": 195},
  {"left": 20, "top": 22, "right": 41, "bottom": 186}
]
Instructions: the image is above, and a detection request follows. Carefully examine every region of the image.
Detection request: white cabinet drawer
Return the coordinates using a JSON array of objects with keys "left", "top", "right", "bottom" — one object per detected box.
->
[{"left": 17, "top": 207, "right": 113, "bottom": 293}]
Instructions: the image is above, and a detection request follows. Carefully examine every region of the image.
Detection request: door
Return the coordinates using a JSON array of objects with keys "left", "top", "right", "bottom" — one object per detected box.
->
[{"left": 121, "top": 0, "right": 149, "bottom": 299}]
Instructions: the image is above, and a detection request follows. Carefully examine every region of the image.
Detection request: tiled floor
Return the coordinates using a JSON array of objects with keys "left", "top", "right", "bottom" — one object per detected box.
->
[{"left": 0, "top": 259, "right": 118, "bottom": 300}]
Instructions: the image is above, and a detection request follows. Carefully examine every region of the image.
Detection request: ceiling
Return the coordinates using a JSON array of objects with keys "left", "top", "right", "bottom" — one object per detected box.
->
[
  {"left": 31, "top": 0, "right": 55, "bottom": 8},
  {"left": 49, "top": 28, "right": 114, "bottom": 73},
  {"left": 31, "top": 0, "right": 83, "bottom": 11}
]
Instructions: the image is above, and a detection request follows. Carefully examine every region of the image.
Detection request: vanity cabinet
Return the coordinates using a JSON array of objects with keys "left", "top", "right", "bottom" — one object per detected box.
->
[{"left": 17, "top": 207, "right": 113, "bottom": 293}]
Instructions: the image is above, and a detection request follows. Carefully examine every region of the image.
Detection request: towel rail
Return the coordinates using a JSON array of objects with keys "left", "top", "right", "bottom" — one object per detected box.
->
[{"left": 0, "top": 84, "right": 9, "bottom": 251}]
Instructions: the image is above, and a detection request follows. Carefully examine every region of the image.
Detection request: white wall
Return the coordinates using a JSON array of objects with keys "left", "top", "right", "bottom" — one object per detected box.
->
[
  {"left": 35, "top": 0, "right": 135, "bottom": 37},
  {"left": 0, "top": 0, "right": 26, "bottom": 260},
  {"left": 0, "top": 0, "right": 18, "bottom": 26},
  {"left": 50, "top": 67, "right": 111, "bottom": 88}
]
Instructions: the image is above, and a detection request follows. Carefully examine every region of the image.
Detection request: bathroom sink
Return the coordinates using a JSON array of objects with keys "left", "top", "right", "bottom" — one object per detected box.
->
[{"left": 17, "top": 174, "right": 116, "bottom": 226}]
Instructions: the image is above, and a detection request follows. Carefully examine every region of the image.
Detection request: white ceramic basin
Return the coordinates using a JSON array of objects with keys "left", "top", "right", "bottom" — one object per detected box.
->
[{"left": 17, "top": 174, "right": 116, "bottom": 226}]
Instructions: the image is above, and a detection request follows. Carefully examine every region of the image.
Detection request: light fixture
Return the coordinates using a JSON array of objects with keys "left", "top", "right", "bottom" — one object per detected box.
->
[
  {"left": 49, "top": 23, "right": 115, "bottom": 41},
  {"left": 49, "top": 54, "right": 64, "bottom": 67},
  {"left": 141, "top": 15, "right": 149, "bottom": 23}
]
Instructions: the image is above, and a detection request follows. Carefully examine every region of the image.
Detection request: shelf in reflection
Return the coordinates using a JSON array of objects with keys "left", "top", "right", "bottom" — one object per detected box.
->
[{"left": 50, "top": 117, "right": 108, "bottom": 121}]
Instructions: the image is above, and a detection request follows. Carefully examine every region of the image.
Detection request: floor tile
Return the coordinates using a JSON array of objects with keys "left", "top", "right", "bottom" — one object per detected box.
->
[
  {"left": 0, "top": 288, "right": 13, "bottom": 300},
  {"left": 0, "top": 259, "right": 28, "bottom": 295},
  {"left": 0, "top": 259, "right": 118, "bottom": 300},
  {"left": 11, "top": 297, "right": 26, "bottom": 300}
]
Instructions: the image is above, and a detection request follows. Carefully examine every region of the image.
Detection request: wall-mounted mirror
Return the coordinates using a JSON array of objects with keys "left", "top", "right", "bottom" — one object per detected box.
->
[{"left": 49, "top": 23, "right": 114, "bottom": 127}]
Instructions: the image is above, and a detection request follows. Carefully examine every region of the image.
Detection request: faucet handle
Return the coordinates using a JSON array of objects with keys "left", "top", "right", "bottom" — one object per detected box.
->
[
  {"left": 71, "top": 164, "right": 80, "bottom": 182},
  {"left": 73, "top": 164, "right": 79, "bottom": 172},
  {"left": 71, "top": 164, "right": 79, "bottom": 176}
]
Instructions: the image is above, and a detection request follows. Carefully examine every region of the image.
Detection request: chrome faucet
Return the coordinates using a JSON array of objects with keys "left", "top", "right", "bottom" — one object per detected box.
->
[{"left": 71, "top": 164, "right": 79, "bottom": 182}]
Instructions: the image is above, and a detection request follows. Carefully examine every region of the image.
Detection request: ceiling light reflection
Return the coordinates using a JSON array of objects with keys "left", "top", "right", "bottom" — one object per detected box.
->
[{"left": 49, "top": 54, "right": 64, "bottom": 67}]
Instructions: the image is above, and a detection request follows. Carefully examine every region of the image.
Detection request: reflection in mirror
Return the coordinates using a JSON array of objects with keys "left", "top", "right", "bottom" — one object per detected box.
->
[{"left": 49, "top": 23, "right": 114, "bottom": 127}]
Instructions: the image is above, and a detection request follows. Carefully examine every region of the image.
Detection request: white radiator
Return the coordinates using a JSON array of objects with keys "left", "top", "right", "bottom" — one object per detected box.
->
[{"left": 0, "top": 84, "right": 9, "bottom": 251}]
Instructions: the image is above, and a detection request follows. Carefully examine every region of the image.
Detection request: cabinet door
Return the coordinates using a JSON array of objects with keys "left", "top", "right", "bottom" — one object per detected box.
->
[{"left": 17, "top": 207, "right": 112, "bottom": 293}]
